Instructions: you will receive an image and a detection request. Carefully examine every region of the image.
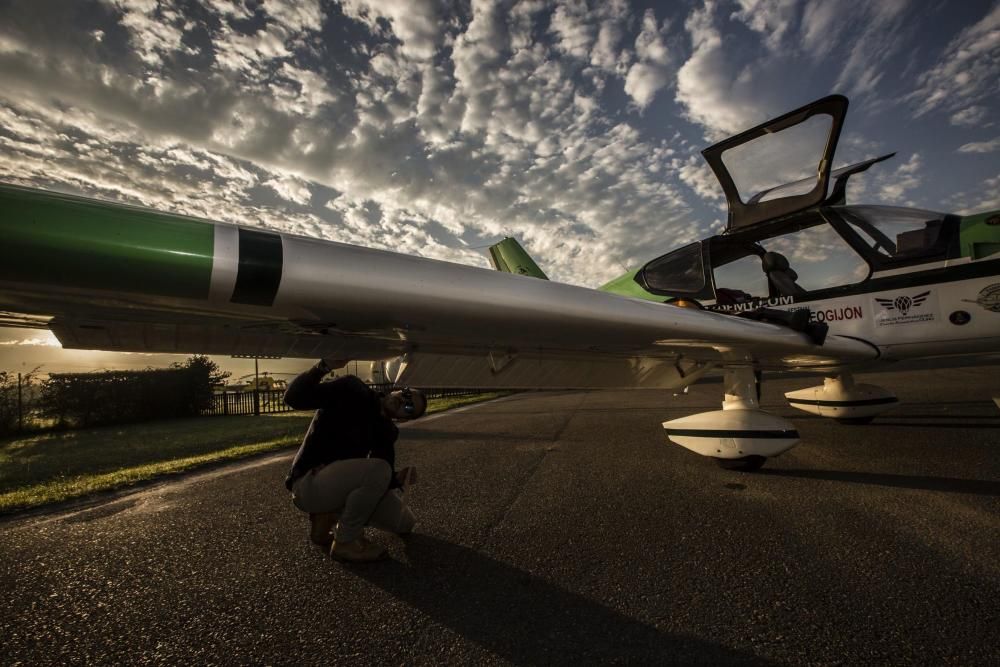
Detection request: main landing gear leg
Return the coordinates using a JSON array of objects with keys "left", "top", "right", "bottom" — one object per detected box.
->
[
  {"left": 784, "top": 373, "right": 898, "bottom": 424},
  {"left": 662, "top": 367, "right": 799, "bottom": 472}
]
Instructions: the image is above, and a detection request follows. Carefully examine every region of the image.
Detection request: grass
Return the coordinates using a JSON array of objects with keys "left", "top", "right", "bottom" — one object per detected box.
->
[
  {"left": 421, "top": 391, "right": 511, "bottom": 414},
  {"left": 0, "top": 391, "right": 512, "bottom": 514}
]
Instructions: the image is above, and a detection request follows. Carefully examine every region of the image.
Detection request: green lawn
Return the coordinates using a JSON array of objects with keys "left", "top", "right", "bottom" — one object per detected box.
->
[{"left": 0, "top": 392, "right": 511, "bottom": 513}]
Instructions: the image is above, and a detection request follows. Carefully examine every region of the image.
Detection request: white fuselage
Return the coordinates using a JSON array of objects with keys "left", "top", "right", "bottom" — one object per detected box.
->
[{"left": 776, "top": 270, "right": 1000, "bottom": 360}]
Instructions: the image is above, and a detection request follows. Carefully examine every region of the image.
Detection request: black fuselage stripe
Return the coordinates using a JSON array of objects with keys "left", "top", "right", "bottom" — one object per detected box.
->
[
  {"left": 665, "top": 428, "right": 800, "bottom": 439},
  {"left": 705, "top": 258, "right": 1000, "bottom": 311},
  {"left": 786, "top": 397, "right": 898, "bottom": 407},
  {"left": 231, "top": 229, "right": 283, "bottom": 306},
  {"left": 791, "top": 258, "right": 1000, "bottom": 304}
]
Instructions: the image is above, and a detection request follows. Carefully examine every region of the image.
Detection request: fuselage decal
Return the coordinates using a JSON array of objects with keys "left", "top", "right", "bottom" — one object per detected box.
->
[
  {"left": 964, "top": 283, "right": 1000, "bottom": 312},
  {"left": 707, "top": 295, "right": 796, "bottom": 313},
  {"left": 209, "top": 225, "right": 239, "bottom": 303},
  {"left": 809, "top": 305, "right": 863, "bottom": 322},
  {"left": 230, "top": 229, "right": 284, "bottom": 306}
]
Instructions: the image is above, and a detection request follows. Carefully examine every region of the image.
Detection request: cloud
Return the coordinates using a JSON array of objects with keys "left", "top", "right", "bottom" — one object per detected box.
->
[
  {"left": 14, "top": 0, "right": 976, "bottom": 293},
  {"left": 673, "top": 0, "right": 923, "bottom": 142},
  {"left": 265, "top": 175, "right": 313, "bottom": 205},
  {"left": 949, "top": 105, "right": 990, "bottom": 127},
  {"left": 947, "top": 173, "right": 1000, "bottom": 215},
  {"left": 908, "top": 3, "right": 1000, "bottom": 118},
  {"left": 731, "top": 0, "right": 799, "bottom": 50},
  {"left": 0, "top": 0, "right": 710, "bottom": 288},
  {"left": 674, "top": 1, "right": 777, "bottom": 138},
  {"left": 590, "top": 5, "right": 631, "bottom": 75},
  {"left": 800, "top": 0, "right": 910, "bottom": 58},
  {"left": 340, "top": 0, "right": 443, "bottom": 61},
  {"left": 549, "top": 0, "right": 597, "bottom": 60},
  {"left": 831, "top": 1, "right": 912, "bottom": 98},
  {"left": 0, "top": 332, "right": 59, "bottom": 346},
  {"left": 111, "top": 0, "right": 198, "bottom": 68},
  {"left": 799, "top": 0, "right": 839, "bottom": 57},
  {"left": 545, "top": 0, "right": 632, "bottom": 77},
  {"left": 957, "top": 137, "right": 1000, "bottom": 154},
  {"left": 676, "top": 155, "right": 724, "bottom": 203},
  {"left": 877, "top": 153, "right": 923, "bottom": 204},
  {"left": 623, "top": 9, "right": 674, "bottom": 109}
]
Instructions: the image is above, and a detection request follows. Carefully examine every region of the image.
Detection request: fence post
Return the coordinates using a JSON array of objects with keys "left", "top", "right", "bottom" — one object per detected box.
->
[
  {"left": 17, "top": 372, "right": 23, "bottom": 433},
  {"left": 253, "top": 357, "right": 260, "bottom": 416},
  {"left": 222, "top": 390, "right": 229, "bottom": 416}
]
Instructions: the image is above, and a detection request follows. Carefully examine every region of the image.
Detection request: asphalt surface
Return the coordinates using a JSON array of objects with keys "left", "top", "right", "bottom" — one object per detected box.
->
[{"left": 3, "top": 367, "right": 999, "bottom": 665}]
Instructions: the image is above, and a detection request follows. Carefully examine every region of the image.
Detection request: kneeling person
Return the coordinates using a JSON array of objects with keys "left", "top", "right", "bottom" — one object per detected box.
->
[{"left": 284, "top": 359, "right": 426, "bottom": 562}]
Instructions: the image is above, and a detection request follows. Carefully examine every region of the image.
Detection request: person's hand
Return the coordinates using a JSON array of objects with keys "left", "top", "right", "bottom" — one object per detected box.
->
[
  {"left": 396, "top": 466, "right": 417, "bottom": 491},
  {"left": 319, "top": 358, "right": 347, "bottom": 372}
]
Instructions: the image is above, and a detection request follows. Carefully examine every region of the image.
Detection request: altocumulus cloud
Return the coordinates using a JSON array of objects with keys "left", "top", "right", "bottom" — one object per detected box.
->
[{"left": 0, "top": 0, "right": 996, "bottom": 288}]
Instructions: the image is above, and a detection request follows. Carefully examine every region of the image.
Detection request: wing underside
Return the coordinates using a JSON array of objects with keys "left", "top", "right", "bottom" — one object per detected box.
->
[{"left": 0, "top": 184, "right": 878, "bottom": 388}]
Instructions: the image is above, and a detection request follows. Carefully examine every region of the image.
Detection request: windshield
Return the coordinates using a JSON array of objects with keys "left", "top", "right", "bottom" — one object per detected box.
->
[
  {"left": 641, "top": 242, "right": 706, "bottom": 294},
  {"left": 837, "top": 206, "right": 950, "bottom": 262}
]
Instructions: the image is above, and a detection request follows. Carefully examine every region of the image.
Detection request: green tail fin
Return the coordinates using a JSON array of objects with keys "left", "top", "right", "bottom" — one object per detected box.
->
[{"left": 487, "top": 237, "right": 549, "bottom": 280}]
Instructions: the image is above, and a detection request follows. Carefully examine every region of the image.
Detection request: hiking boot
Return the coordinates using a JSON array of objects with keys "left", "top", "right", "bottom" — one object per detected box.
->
[
  {"left": 330, "top": 536, "right": 387, "bottom": 563},
  {"left": 309, "top": 513, "right": 337, "bottom": 546}
]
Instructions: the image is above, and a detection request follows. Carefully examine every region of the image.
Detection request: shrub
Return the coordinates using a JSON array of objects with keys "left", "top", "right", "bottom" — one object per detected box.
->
[
  {"left": 0, "top": 370, "right": 38, "bottom": 436},
  {"left": 39, "top": 356, "right": 230, "bottom": 428}
]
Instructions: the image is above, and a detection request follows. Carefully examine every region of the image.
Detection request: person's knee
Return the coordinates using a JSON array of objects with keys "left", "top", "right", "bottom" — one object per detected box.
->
[{"left": 366, "top": 459, "right": 392, "bottom": 489}]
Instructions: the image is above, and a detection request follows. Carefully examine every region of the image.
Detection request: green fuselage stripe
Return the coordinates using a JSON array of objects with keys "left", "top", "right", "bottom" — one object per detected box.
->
[{"left": 0, "top": 185, "right": 214, "bottom": 300}]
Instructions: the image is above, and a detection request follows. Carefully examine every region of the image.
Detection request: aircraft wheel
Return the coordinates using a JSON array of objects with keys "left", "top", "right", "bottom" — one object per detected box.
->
[
  {"left": 836, "top": 416, "right": 875, "bottom": 425},
  {"left": 714, "top": 455, "right": 767, "bottom": 472}
]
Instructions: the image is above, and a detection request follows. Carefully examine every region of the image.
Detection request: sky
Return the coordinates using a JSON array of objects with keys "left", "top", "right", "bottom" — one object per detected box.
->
[{"left": 0, "top": 0, "right": 998, "bottom": 376}]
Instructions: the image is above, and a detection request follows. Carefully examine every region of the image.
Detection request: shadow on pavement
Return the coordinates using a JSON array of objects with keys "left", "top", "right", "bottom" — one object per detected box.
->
[
  {"left": 761, "top": 469, "right": 1000, "bottom": 496},
  {"left": 352, "top": 534, "right": 774, "bottom": 666},
  {"left": 870, "top": 414, "right": 1000, "bottom": 420},
  {"left": 402, "top": 429, "right": 553, "bottom": 443},
  {"left": 782, "top": 414, "right": 1000, "bottom": 424},
  {"left": 868, "top": 421, "right": 1000, "bottom": 429}
]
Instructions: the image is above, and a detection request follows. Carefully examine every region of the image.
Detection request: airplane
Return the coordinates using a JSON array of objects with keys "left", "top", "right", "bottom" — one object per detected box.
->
[{"left": 0, "top": 94, "right": 997, "bottom": 471}]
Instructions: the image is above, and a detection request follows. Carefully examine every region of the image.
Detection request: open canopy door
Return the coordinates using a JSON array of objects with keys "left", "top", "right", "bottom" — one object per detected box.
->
[{"left": 702, "top": 94, "right": 849, "bottom": 233}]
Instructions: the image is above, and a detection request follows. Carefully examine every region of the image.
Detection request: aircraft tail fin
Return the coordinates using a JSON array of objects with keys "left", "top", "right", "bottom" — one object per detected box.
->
[{"left": 487, "top": 237, "right": 549, "bottom": 280}]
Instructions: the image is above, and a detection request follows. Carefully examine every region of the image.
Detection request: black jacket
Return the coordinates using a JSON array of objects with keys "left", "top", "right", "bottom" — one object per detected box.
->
[{"left": 284, "top": 364, "right": 399, "bottom": 491}]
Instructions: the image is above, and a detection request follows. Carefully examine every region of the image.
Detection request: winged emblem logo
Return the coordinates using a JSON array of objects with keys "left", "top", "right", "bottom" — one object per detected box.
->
[{"left": 875, "top": 291, "right": 930, "bottom": 316}]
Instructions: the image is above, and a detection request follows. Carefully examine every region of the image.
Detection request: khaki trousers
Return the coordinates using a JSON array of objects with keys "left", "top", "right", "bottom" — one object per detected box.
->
[{"left": 291, "top": 458, "right": 415, "bottom": 543}]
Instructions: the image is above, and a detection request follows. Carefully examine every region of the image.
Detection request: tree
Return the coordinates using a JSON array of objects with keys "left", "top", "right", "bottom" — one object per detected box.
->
[
  {"left": 172, "top": 356, "right": 230, "bottom": 415},
  {"left": 173, "top": 355, "right": 230, "bottom": 385}
]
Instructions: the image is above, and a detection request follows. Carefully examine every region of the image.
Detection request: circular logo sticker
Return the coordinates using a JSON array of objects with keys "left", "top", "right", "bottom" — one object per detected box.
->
[
  {"left": 966, "top": 284, "right": 1000, "bottom": 313},
  {"left": 949, "top": 310, "right": 971, "bottom": 325}
]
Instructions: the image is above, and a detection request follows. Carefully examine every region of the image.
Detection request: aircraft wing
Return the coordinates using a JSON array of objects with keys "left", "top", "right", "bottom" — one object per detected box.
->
[{"left": 0, "top": 184, "right": 877, "bottom": 388}]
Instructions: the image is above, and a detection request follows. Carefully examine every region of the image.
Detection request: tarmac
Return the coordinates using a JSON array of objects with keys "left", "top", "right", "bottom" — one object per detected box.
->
[{"left": 2, "top": 366, "right": 999, "bottom": 665}]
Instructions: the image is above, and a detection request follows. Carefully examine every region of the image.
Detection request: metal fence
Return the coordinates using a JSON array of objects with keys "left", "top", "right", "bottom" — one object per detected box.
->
[
  {"left": 208, "top": 389, "right": 292, "bottom": 416},
  {"left": 367, "top": 383, "right": 485, "bottom": 400},
  {"left": 205, "top": 386, "right": 484, "bottom": 417}
]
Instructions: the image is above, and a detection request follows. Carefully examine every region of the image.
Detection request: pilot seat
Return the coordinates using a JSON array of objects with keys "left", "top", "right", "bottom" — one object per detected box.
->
[{"left": 761, "top": 251, "right": 806, "bottom": 297}]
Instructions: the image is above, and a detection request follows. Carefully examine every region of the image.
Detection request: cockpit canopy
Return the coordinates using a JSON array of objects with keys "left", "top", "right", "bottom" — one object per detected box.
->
[
  {"left": 702, "top": 95, "right": 848, "bottom": 232},
  {"left": 636, "top": 206, "right": 958, "bottom": 303},
  {"left": 636, "top": 94, "right": 965, "bottom": 306}
]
